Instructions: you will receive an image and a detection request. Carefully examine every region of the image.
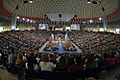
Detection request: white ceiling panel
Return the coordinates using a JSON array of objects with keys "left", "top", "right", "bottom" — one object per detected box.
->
[{"left": 2, "top": 0, "right": 118, "bottom": 19}]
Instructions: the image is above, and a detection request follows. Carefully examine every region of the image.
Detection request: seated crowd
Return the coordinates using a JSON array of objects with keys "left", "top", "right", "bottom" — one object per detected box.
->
[
  {"left": 0, "top": 30, "right": 120, "bottom": 80},
  {"left": 0, "top": 30, "right": 50, "bottom": 54},
  {"left": 68, "top": 30, "right": 120, "bottom": 54},
  {"left": 0, "top": 49, "right": 120, "bottom": 80}
]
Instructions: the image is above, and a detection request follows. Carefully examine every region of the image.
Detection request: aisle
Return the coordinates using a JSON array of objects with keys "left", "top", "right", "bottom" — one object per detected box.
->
[{"left": 56, "top": 41, "right": 65, "bottom": 53}]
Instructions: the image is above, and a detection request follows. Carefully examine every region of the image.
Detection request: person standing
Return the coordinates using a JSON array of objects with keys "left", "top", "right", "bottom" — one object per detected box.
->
[{"left": 8, "top": 48, "right": 16, "bottom": 69}]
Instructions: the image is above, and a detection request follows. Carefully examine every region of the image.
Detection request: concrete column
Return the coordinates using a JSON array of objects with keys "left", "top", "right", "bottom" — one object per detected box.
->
[
  {"left": 51, "top": 34, "right": 54, "bottom": 40},
  {"left": 102, "top": 16, "right": 107, "bottom": 31},
  {"left": 11, "top": 10, "right": 18, "bottom": 30},
  {"left": 65, "top": 33, "right": 68, "bottom": 40}
]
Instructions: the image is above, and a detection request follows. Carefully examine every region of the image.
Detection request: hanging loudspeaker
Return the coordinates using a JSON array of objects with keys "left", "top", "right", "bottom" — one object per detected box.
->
[{"left": 59, "top": 14, "right": 62, "bottom": 18}]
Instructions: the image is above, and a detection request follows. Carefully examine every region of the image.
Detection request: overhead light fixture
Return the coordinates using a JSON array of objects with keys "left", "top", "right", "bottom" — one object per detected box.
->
[
  {"left": 22, "top": 18, "right": 25, "bottom": 20},
  {"left": 87, "top": 0, "right": 91, "bottom": 3},
  {"left": 27, "top": 19, "right": 30, "bottom": 22},
  {"left": 30, "top": 0, "right": 33, "bottom": 3},
  {"left": 116, "top": 29, "right": 120, "bottom": 33},
  {"left": 89, "top": 20, "right": 93, "bottom": 23},
  {"left": 23, "top": 0, "right": 33, "bottom": 4},
  {"left": 99, "top": 18, "right": 102, "bottom": 20},
  {"left": 30, "top": 20, "right": 33, "bottom": 22},
  {"left": 17, "top": 16, "right": 20, "bottom": 19}
]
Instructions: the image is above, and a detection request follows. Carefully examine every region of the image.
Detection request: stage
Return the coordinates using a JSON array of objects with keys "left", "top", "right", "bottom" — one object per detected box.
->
[{"left": 43, "top": 41, "right": 81, "bottom": 54}]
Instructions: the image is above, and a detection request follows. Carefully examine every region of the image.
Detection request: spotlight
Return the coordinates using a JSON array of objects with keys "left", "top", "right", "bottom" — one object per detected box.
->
[
  {"left": 22, "top": 18, "right": 25, "bottom": 20},
  {"left": 27, "top": 19, "right": 30, "bottom": 22},
  {"left": 30, "top": 20, "right": 33, "bottom": 22},
  {"left": 17, "top": 16, "right": 20, "bottom": 19},
  {"left": 99, "top": 18, "right": 102, "bottom": 20},
  {"left": 89, "top": 20, "right": 93, "bottom": 23},
  {"left": 87, "top": 0, "right": 91, "bottom": 3},
  {"left": 30, "top": 0, "right": 33, "bottom": 3}
]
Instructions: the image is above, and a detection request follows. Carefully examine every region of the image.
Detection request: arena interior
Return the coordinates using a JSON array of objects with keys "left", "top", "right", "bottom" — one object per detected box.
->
[{"left": 0, "top": 0, "right": 120, "bottom": 80}]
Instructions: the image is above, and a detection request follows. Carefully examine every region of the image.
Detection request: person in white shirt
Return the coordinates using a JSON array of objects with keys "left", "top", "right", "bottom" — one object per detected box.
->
[{"left": 39, "top": 54, "right": 55, "bottom": 71}]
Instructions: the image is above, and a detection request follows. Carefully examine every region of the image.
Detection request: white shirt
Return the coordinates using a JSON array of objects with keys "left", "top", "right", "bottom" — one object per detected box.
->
[
  {"left": 56, "top": 56, "right": 61, "bottom": 62},
  {"left": 39, "top": 61, "right": 55, "bottom": 71},
  {"left": 0, "top": 53, "right": 2, "bottom": 57},
  {"left": 36, "top": 57, "right": 40, "bottom": 63},
  {"left": 23, "top": 56, "right": 27, "bottom": 61}
]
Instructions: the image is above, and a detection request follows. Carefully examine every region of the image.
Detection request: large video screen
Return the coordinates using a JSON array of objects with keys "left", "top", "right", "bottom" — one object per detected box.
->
[
  {"left": 39, "top": 24, "right": 48, "bottom": 30},
  {"left": 71, "top": 24, "right": 80, "bottom": 30}
]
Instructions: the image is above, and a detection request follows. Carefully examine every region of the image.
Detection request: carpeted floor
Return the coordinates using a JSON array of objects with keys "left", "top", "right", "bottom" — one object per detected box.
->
[
  {"left": 0, "top": 66, "right": 43, "bottom": 80},
  {"left": 0, "top": 65, "right": 120, "bottom": 80},
  {"left": 0, "top": 67, "right": 17, "bottom": 80}
]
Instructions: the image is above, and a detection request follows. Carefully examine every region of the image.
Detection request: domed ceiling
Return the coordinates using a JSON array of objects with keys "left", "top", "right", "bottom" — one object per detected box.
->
[{"left": 2, "top": 0, "right": 118, "bottom": 19}]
